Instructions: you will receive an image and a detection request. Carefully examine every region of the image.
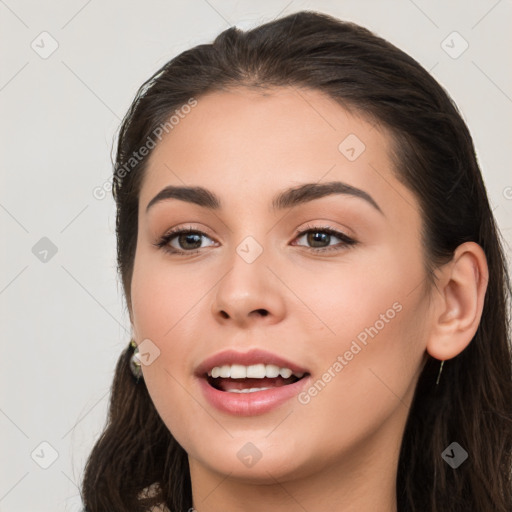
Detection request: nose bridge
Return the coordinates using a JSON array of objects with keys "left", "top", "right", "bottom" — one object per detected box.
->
[{"left": 211, "top": 227, "right": 285, "bottom": 326}]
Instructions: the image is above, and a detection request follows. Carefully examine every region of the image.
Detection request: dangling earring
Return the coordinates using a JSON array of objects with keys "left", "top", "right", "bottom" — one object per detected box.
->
[
  {"left": 129, "top": 339, "right": 143, "bottom": 382},
  {"left": 435, "top": 360, "right": 445, "bottom": 386}
]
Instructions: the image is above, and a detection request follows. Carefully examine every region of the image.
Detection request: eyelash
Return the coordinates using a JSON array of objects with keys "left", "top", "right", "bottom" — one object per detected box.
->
[{"left": 153, "top": 223, "right": 358, "bottom": 256}]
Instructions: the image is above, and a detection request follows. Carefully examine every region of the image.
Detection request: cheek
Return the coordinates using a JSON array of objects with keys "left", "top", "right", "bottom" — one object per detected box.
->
[
  {"left": 287, "top": 244, "right": 418, "bottom": 343},
  {"left": 130, "top": 247, "right": 208, "bottom": 340},
  {"left": 293, "top": 297, "right": 426, "bottom": 459},
  {"left": 130, "top": 250, "right": 212, "bottom": 427},
  {"left": 291, "top": 247, "right": 427, "bottom": 421}
]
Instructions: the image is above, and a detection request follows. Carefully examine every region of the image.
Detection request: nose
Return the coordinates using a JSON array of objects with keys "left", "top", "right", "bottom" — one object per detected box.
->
[{"left": 211, "top": 242, "right": 286, "bottom": 328}]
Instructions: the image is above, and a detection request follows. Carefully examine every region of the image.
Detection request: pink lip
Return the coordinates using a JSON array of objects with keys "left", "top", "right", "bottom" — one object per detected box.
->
[
  {"left": 195, "top": 349, "right": 311, "bottom": 416},
  {"left": 197, "top": 374, "right": 312, "bottom": 416},
  {"left": 195, "top": 348, "right": 309, "bottom": 377}
]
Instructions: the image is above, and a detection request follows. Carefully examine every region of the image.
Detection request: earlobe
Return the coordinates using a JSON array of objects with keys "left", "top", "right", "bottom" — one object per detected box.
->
[{"left": 426, "top": 242, "right": 489, "bottom": 361}]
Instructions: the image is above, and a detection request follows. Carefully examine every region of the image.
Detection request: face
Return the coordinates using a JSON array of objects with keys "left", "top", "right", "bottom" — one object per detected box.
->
[{"left": 130, "top": 87, "right": 430, "bottom": 484}]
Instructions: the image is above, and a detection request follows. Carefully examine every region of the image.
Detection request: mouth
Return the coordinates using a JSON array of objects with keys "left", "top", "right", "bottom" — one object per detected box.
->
[
  {"left": 205, "top": 365, "right": 309, "bottom": 393},
  {"left": 196, "top": 349, "right": 311, "bottom": 415}
]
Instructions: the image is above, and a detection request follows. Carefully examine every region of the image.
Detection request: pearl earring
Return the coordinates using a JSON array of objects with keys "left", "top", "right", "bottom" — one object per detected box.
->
[{"left": 129, "top": 339, "right": 143, "bottom": 382}]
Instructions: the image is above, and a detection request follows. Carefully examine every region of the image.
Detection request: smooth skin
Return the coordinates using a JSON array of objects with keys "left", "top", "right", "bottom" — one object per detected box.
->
[{"left": 129, "top": 87, "right": 488, "bottom": 512}]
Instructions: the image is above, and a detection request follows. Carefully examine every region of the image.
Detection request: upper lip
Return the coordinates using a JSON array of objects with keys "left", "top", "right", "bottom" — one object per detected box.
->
[{"left": 195, "top": 348, "right": 310, "bottom": 377}]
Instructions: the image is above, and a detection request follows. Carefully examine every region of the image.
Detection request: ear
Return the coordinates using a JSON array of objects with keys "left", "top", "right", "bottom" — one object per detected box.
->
[{"left": 426, "top": 242, "right": 489, "bottom": 361}]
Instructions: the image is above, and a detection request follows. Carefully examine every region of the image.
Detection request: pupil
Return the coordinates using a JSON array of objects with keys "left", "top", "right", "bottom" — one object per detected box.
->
[
  {"left": 180, "top": 233, "right": 202, "bottom": 249},
  {"left": 308, "top": 232, "right": 329, "bottom": 248}
]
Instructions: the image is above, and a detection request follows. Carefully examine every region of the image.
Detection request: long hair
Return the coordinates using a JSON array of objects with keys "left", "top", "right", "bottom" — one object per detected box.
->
[{"left": 80, "top": 11, "right": 512, "bottom": 511}]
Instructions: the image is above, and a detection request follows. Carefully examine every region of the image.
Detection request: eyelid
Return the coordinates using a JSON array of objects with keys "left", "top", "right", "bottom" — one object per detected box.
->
[
  {"left": 294, "top": 221, "right": 355, "bottom": 240},
  {"left": 160, "top": 223, "right": 215, "bottom": 240},
  {"left": 292, "top": 223, "right": 357, "bottom": 251},
  {"left": 155, "top": 224, "right": 216, "bottom": 245}
]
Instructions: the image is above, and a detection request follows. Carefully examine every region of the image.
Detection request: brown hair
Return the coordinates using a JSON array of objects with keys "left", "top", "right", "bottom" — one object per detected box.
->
[{"left": 80, "top": 11, "right": 512, "bottom": 511}]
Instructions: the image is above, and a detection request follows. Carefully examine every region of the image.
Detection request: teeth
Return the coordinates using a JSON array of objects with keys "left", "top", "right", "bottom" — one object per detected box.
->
[
  {"left": 207, "top": 363, "right": 304, "bottom": 380},
  {"left": 219, "top": 364, "right": 231, "bottom": 378},
  {"left": 211, "top": 364, "right": 233, "bottom": 378},
  {"left": 226, "top": 387, "right": 272, "bottom": 393},
  {"left": 230, "top": 364, "right": 247, "bottom": 379},
  {"left": 280, "top": 368, "right": 292, "bottom": 379},
  {"left": 247, "top": 364, "right": 266, "bottom": 378},
  {"left": 265, "top": 364, "right": 280, "bottom": 378}
]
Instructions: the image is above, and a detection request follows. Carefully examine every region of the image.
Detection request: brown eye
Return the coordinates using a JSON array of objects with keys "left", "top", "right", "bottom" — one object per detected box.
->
[
  {"left": 174, "top": 232, "right": 204, "bottom": 250},
  {"left": 293, "top": 226, "right": 357, "bottom": 252},
  {"left": 154, "top": 228, "right": 217, "bottom": 255},
  {"left": 304, "top": 231, "right": 331, "bottom": 248}
]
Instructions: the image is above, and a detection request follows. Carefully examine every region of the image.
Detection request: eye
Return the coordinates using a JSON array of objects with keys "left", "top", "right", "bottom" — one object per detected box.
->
[
  {"left": 292, "top": 224, "right": 357, "bottom": 253},
  {"left": 153, "top": 223, "right": 357, "bottom": 256},
  {"left": 153, "top": 226, "right": 217, "bottom": 255}
]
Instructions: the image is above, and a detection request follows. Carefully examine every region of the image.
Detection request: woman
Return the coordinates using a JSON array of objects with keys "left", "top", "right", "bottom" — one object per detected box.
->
[{"left": 80, "top": 11, "right": 512, "bottom": 512}]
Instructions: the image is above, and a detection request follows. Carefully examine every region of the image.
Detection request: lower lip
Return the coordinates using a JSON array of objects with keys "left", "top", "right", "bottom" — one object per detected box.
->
[{"left": 198, "top": 376, "right": 311, "bottom": 416}]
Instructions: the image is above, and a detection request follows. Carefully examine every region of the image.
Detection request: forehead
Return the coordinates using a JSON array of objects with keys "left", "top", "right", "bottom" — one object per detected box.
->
[
  {"left": 138, "top": 86, "right": 415, "bottom": 222},
  {"left": 146, "top": 86, "right": 379, "bottom": 155}
]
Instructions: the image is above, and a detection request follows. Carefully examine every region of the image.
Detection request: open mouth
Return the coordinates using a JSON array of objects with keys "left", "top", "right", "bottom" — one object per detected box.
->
[{"left": 206, "top": 373, "right": 309, "bottom": 393}]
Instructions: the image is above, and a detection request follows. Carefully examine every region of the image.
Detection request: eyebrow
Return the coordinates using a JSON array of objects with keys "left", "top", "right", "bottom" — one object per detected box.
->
[{"left": 145, "top": 181, "right": 383, "bottom": 215}]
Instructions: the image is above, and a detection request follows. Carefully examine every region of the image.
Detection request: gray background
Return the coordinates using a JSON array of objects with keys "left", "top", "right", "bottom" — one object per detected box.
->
[{"left": 1, "top": 0, "right": 511, "bottom": 510}]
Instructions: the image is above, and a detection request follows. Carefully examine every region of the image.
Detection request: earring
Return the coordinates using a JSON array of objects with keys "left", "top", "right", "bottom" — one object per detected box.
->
[
  {"left": 435, "top": 360, "right": 445, "bottom": 386},
  {"left": 129, "top": 339, "right": 143, "bottom": 382}
]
